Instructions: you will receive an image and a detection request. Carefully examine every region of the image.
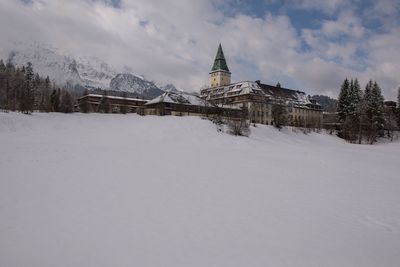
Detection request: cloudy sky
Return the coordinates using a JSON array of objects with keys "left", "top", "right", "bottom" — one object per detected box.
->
[{"left": 0, "top": 0, "right": 399, "bottom": 99}]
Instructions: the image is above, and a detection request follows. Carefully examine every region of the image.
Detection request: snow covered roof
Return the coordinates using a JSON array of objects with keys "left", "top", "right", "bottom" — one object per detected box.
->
[
  {"left": 216, "top": 104, "right": 241, "bottom": 110},
  {"left": 201, "top": 81, "right": 321, "bottom": 109},
  {"left": 81, "top": 94, "right": 147, "bottom": 102},
  {"left": 145, "top": 91, "right": 209, "bottom": 106},
  {"left": 201, "top": 81, "right": 267, "bottom": 99},
  {"left": 257, "top": 83, "right": 311, "bottom": 105}
]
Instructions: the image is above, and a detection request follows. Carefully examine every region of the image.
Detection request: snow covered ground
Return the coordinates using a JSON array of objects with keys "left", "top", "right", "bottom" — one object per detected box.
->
[{"left": 1, "top": 112, "right": 400, "bottom": 267}]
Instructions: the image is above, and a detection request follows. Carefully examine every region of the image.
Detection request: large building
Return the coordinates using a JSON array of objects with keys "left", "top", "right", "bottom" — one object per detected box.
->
[
  {"left": 143, "top": 90, "right": 241, "bottom": 117},
  {"left": 77, "top": 94, "right": 147, "bottom": 113},
  {"left": 201, "top": 44, "right": 323, "bottom": 127}
]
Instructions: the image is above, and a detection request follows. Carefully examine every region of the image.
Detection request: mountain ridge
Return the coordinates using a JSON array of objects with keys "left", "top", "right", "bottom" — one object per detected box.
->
[{"left": 1, "top": 42, "right": 176, "bottom": 99}]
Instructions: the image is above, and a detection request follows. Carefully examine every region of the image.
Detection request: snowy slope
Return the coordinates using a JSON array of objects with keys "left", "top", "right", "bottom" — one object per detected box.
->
[{"left": 0, "top": 113, "right": 400, "bottom": 267}]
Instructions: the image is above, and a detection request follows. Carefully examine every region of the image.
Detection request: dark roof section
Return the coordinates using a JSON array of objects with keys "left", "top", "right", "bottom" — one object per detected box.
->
[
  {"left": 256, "top": 80, "right": 305, "bottom": 101},
  {"left": 256, "top": 80, "right": 322, "bottom": 110},
  {"left": 211, "top": 43, "right": 230, "bottom": 73}
]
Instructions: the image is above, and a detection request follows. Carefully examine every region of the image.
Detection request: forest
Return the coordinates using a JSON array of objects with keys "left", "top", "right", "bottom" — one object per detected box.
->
[{"left": 0, "top": 60, "right": 76, "bottom": 114}]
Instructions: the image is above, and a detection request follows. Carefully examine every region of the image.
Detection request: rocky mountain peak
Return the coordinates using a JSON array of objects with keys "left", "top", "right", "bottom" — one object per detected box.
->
[{"left": 1, "top": 42, "right": 178, "bottom": 99}]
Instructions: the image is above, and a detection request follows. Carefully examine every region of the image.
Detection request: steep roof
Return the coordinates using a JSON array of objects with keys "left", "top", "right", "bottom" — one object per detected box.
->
[
  {"left": 201, "top": 81, "right": 266, "bottom": 99},
  {"left": 201, "top": 80, "right": 322, "bottom": 110},
  {"left": 257, "top": 82, "right": 323, "bottom": 108},
  {"left": 211, "top": 44, "right": 230, "bottom": 73},
  {"left": 257, "top": 83, "right": 308, "bottom": 103},
  {"left": 145, "top": 91, "right": 209, "bottom": 106},
  {"left": 80, "top": 94, "right": 147, "bottom": 102}
]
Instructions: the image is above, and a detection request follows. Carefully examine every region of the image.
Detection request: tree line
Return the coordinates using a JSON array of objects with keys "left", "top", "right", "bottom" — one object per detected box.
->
[
  {"left": 337, "top": 78, "right": 400, "bottom": 144},
  {"left": 0, "top": 60, "right": 76, "bottom": 114}
]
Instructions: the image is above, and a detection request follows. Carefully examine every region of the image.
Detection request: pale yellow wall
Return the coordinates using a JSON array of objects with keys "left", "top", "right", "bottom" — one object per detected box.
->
[
  {"left": 144, "top": 109, "right": 204, "bottom": 117},
  {"left": 246, "top": 102, "right": 272, "bottom": 125},
  {"left": 144, "top": 108, "right": 160, "bottom": 116},
  {"left": 289, "top": 107, "right": 322, "bottom": 126},
  {"left": 210, "top": 71, "right": 231, "bottom": 88},
  {"left": 171, "top": 111, "right": 203, "bottom": 117}
]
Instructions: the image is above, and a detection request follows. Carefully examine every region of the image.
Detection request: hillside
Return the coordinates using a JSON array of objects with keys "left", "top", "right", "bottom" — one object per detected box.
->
[{"left": 1, "top": 113, "right": 400, "bottom": 267}]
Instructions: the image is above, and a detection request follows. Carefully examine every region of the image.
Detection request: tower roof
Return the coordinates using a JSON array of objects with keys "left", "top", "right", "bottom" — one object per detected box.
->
[{"left": 211, "top": 44, "right": 230, "bottom": 73}]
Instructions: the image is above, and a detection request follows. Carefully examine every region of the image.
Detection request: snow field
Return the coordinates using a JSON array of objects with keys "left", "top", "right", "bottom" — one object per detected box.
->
[{"left": 1, "top": 112, "right": 400, "bottom": 267}]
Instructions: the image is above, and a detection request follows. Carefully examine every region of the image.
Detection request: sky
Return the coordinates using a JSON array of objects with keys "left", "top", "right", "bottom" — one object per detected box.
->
[{"left": 0, "top": 0, "right": 399, "bottom": 99}]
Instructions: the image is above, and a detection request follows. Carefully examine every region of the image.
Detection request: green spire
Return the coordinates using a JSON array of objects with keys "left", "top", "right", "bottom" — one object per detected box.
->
[{"left": 211, "top": 44, "right": 230, "bottom": 72}]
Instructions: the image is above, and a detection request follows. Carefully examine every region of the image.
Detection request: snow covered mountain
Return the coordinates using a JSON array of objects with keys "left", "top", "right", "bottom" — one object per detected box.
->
[
  {"left": 2, "top": 42, "right": 113, "bottom": 89},
  {"left": 110, "top": 73, "right": 165, "bottom": 99},
  {"left": 1, "top": 42, "right": 173, "bottom": 98},
  {"left": 159, "top": 84, "right": 178, "bottom": 92}
]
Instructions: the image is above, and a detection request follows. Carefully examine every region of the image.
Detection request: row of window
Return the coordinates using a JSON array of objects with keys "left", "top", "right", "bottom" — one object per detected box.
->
[
  {"left": 211, "top": 72, "right": 230, "bottom": 77},
  {"left": 291, "top": 108, "right": 321, "bottom": 115},
  {"left": 252, "top": 111, "right": 271, "bottom": 117}
]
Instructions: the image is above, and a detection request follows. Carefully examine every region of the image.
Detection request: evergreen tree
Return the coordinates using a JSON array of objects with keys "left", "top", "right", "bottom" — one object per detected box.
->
[
  {"left": 337, "top": 78, "right": 350, "bottom": 123},
  {"left": 98, "top": 90, "right": 111, "bottom": 113},
  {"left": 39, "top": 94, "right": 46, "bottom": 112},
  {"left": 348, "top": 79, "right": 362, "bottom": 115},
  {"left": 34, "top": 73, "right": 41, "bottom": 108},
  {"left": 79, "top": 89, "right": 91, "bottom": 113},
  {"left": 364, "top": 80, "right": 385, "bottom": 144},
  {"left": 60, "top": 90, "right": 74, "bottom": 113},
  {"left": 50, "top": 89, "right": 60, "bottom": 112},
  {"left": 20, "top": 62, "right": 35, "bottom": 114},
  {"left": 342, "top": 79, "right": 363, "bottom": 141},
  {"left": 397, "top": 87, "right": 400, "bottom": 129},
  {"left": 0, "top": 59, "right": 56, "bottom": 112},
  {"left": 120, "top": 92, "right": 128, "bottom": 114},
  {"left": 0, "top": 59, "right": 5, "bottom": 71},
  {"left": 0, "top": 60, "right": 6, "bottom": 110},
  {"left": 34, "top": 73, "right": 41, "bottom": 88},
  {"left": 45, "top": 76, "right": 50, "bottom": 88},
  {"left": 43, "top": 76, "right": 51, "bottom": 112},
  {"left": 12, "top": 67, "right": 24, "bottom": 111},
  {"left": 56, "top": 88, "right": 61, "bottom": 112}
]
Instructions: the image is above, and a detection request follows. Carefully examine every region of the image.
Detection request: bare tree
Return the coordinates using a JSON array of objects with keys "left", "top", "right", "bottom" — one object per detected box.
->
[
  {"left": 227, "top": 108, "right": 250, "bottom": 136},
  {"left": 271, "top": 101, "right": 288, "bottom": 129}
]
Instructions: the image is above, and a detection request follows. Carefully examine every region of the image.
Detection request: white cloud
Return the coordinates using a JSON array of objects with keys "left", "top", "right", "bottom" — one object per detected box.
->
[
  {"left": 284, "top": 0, "right": 348, "bottom": 14},
  {"left": 299, "top": 8, "right": 400, "bottom": 98},
  {"left": 320, "top": 10, "right": 364, "bottom": 38},
  {"left": 0, "top": 0, "right": 399, "bottom": 99}
]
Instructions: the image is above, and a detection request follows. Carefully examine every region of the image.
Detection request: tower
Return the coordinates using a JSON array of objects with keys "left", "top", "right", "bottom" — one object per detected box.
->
[{"left": 210, "top": 44, "right": 231, "bottom": 88}]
